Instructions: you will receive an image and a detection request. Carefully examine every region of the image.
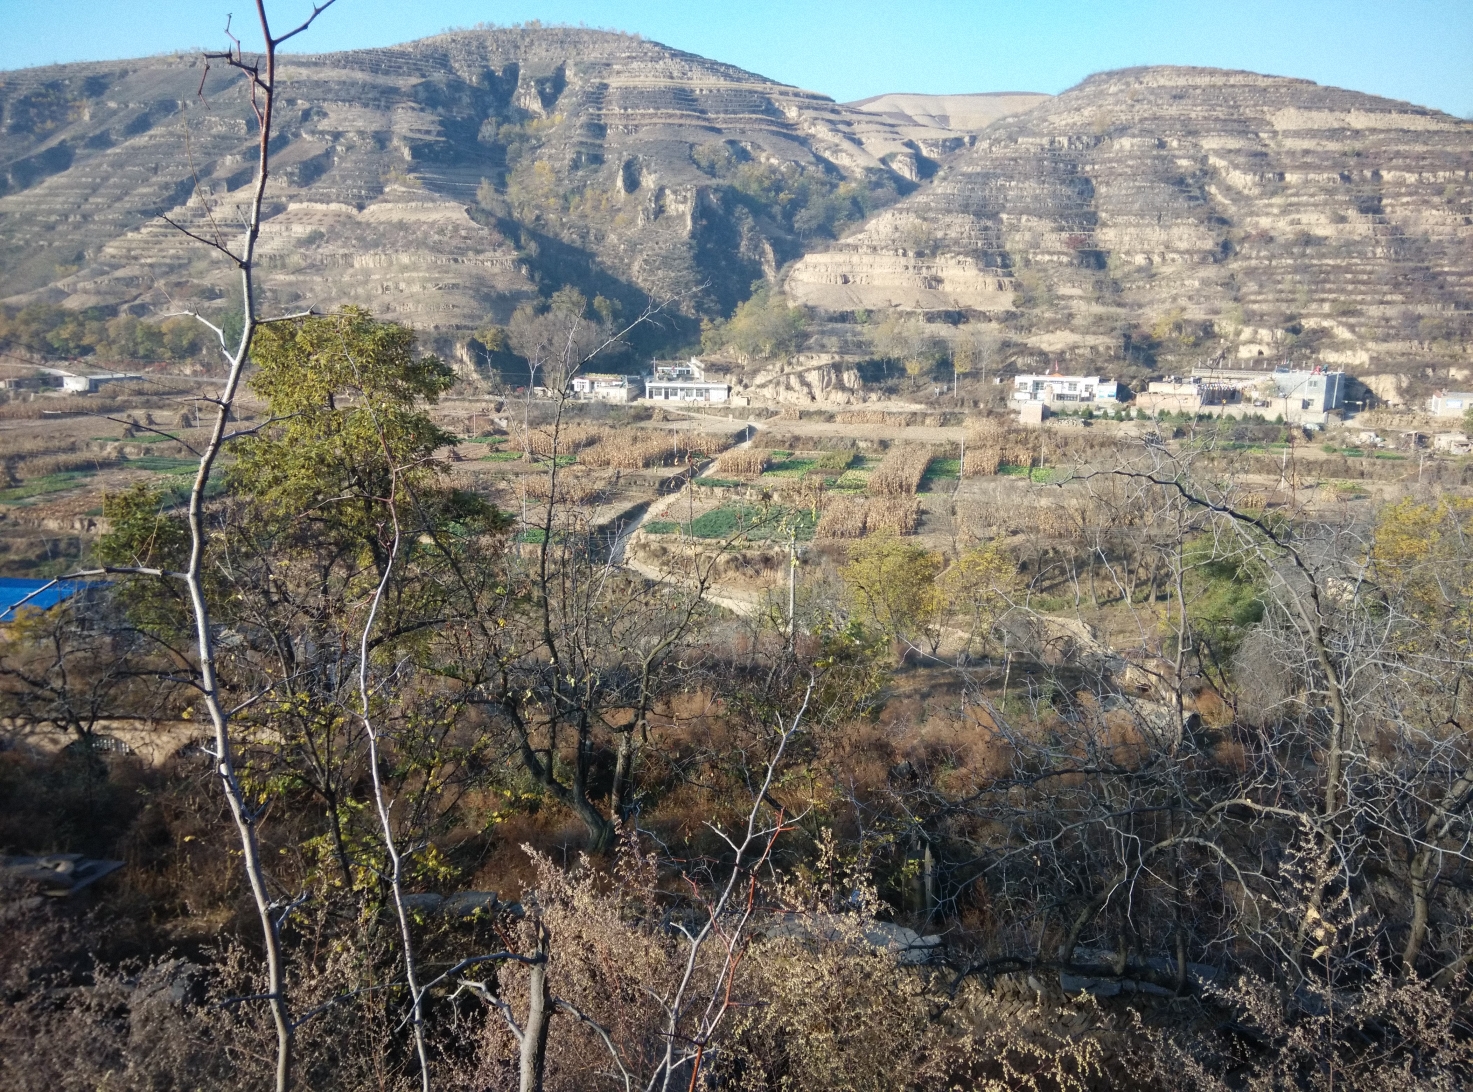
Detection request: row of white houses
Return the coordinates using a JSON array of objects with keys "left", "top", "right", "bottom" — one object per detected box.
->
[{"left": 570, "top": 359, "right": 730, "bottom": 404}]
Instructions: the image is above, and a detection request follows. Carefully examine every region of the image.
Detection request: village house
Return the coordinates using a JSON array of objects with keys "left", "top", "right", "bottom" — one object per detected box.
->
[
  {"left": 644, "top": 358, "right": 730, "bottom": 404},
  {"left": 1428, "top": 391, "right": 1473, "bottom": 418},
  {"left": 569, "top": 373, "right": 641, "bottom": 403},
  {"left": 1135, "top": 364, "right": 1345, "bottom": 425},
  {"left": 1010, "top": 373, "right": 1120, "bottom": 406}
]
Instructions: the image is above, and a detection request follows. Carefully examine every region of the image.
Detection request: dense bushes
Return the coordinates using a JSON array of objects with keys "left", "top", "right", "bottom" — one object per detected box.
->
[{"left": 0, "top": 302, "right": 224, "bottom": 363}]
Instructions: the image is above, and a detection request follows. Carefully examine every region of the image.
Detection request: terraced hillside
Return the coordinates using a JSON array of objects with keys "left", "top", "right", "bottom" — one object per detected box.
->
[
  {"left": 0, "top": 27, "right": 961, "bottom": 355},
  {"left": 3, "top": 39, "right": 1470, "bottom": 381},
  {"left": 787, "top": 66, "right": 1473, "bottom": 377}
]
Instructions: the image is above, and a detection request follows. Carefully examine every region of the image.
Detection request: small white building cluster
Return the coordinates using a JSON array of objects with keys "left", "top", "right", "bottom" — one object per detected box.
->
[
  {"left": 570, "top": 358, "right": 731, "bottom": 405},
  {"left": 1136, "top": 365, "right": 1345, "bottom": 425},
  {"left": 569, "top": 373, "right": 640, "bottom": 403}
]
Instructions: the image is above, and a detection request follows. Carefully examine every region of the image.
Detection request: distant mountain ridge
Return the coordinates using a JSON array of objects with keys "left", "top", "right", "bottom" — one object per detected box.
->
[
  {"left": 1, "top": 33, "right": 1470, "bottom": 377},
  {"left": 0, "top": 27, "right": 964, "bottom": 357}
]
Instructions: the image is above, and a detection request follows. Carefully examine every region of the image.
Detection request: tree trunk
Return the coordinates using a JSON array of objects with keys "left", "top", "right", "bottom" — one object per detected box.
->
[
  {"left": 520, "top": 919, "right": 552, "bottom": 1092},
  {"left": 609, "top": 724, "right": 636, "bottom": 821}
]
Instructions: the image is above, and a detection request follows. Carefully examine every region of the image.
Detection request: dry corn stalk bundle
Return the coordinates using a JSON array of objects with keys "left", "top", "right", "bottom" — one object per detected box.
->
[
  {"left": 3, "top": 436, "right": 79, "bottom": 458},
  {"left": 678, "top": 432, "right": 736, "bottom": 457},
  {"left": 711, "top": 447, "right": 769, "bottom": 479},
  {"left": 868, "top": 444, "right": 932, "bottom": 496},
  {"left": 839, "top": 410, "right": 915, "bottom": 426},
  {"left": 1032, "top": 506, "right": 1077, "bottom": 537},
  {"left": 814, "top": 496, "right": 868, "bottom": 539},
  {"left": 511, "top": 423, "right": 605, "bottom": 456},
  {"left": 814, "top": 495, "right": 920, "bottom": 538},
  {"left": 963, "top": 425, "right": 1039, "bottom": 476},
  {"left": 16, "top": 452, "right": 121, "bottom": 477},
  {"left": 521, "top": 470, "right": 605, "bottom": 505},
  {"left": 864, "top": 495, "right": 921, "bottom": 534},
  {"left": 578, "top": 433, "right": 674, "bottom": 470}
]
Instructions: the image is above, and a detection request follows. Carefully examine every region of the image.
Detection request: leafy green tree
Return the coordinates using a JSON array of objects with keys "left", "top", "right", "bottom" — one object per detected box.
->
[
  {"left": 701, "top": 281, "right": 806, "bottom": 360},
  {"left": 939, "top": 540, "right": 1016, "bottom": 657},
  {"left": 841, "top": 533, "right": 944, "bottom": 661}
]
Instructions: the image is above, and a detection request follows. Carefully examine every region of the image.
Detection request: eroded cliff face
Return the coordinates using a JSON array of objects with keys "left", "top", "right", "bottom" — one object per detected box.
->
[
  {"left": 0, "top": 27, "right": 958, "bottom": 341},
  {"left": 787, "top": 67, "right": 1473, "bottom": 373}
]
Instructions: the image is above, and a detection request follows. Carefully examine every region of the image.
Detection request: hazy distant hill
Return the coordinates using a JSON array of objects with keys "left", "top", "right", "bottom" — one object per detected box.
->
[
  {"left": 848, "top": 92, "right": 1051, "bottom": 132},
  {"left": 2, "top": 32, "right": 1470, "bottom": 378}
]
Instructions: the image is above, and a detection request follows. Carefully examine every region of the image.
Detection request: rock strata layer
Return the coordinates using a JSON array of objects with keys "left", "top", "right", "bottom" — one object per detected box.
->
[
  {"left": 788, "top": 67, "right": 1473, "bottom": 374},
  {"left": 0, "top": 27, "right": 950, "bottom": 345}
]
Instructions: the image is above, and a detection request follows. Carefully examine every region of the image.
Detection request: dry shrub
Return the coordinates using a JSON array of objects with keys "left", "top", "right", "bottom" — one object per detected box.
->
[
  {"left": 1145, "top": 964, "right": 1473, "bottom": 1092},
  {"left": 868, "top": 444, "right": 932, "bottom": 496},
  {"left": 712, "top": 447, "right": 769, "bottom": 479},
  {"left": 0, "top": 897, "right": 400, "bottom": 1092},
  {"left": 815, "top": 496, "right": 920, "bottom": 538},
  {"left": 721, "top": 934, "right": 966, "bottom": 1091}
]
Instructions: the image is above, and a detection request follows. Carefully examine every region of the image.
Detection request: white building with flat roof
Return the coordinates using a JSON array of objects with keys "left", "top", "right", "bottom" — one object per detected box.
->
[
  {"left": 1429, "top": 391, "right": 1473, "bottom": 418},
  {"left": 62, "top": 371, "right": 143, "bottom": 394},
  {"left": 570, "top": 373, "right": 640, "bottom": 403},
  {"left": 1012, "top": 373, "right": 1119, "bottom": 405},
  {"left": 644, "top": 358, "right": 729, "bottom": 403}
]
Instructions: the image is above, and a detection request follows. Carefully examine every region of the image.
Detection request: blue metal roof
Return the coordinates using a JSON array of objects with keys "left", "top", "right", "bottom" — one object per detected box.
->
[{"left": 0, "top": 577, "right": 88, "bottom": 622}]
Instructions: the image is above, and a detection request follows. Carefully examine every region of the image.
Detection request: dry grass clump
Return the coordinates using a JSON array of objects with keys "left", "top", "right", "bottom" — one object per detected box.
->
[
  {"left": 963, "top": 423, "right": 1039, "bottom": 476},
  {"left": 711, "top": 447, "right": 769, "bottom": 479},
  {"left": 815, "top": 495, "right": 920, "bottom": 538},
  {"left": 579, "top": 432, "right": 674, "bottom": 470},
  {"left": 868, "top": 444, "right": 931, "bottom": 496},
  {"left": 512, "top": 423, "right": 605, "bottom": 456}
]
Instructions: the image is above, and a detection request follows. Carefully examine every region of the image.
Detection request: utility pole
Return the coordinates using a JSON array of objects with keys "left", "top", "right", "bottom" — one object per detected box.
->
[
  {"left": 687, "top": 452, "right": 695, "bottom": 534},
  {"left": 787, "top": 524, "right": 799, "bottom": 645}
]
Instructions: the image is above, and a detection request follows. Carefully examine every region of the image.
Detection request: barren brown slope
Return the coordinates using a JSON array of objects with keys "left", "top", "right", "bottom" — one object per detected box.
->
[
  {"left": 0, "top": 26, "right": 957, "bottom": 356},
  {"left": 788, "top": 66, "right": 1473, "bottom": 376}
]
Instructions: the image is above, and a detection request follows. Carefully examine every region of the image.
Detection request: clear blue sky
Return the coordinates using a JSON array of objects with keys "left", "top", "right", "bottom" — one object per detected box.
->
[{"left": 1, "top": 1, "right": 1470, "bottom": 117}]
